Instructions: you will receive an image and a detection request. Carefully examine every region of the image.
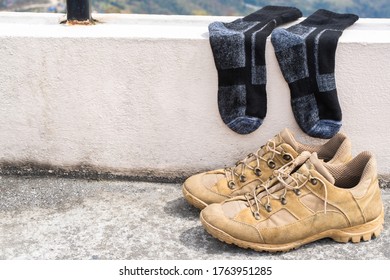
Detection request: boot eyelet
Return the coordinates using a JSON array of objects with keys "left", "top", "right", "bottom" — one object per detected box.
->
[
  {"left": 228, "top": 181, "right": 236, "bottom": 189},
  {"left": 280, "top": 197, "right": 287, "bottom": 205},
  {"left": 267, "top": 160, "right": 276, "bottom": 169},
  {"left": 254, "top": 168, "right": 262, "bottom": 176},
  {"left": 254, "top": 211, "right": 261, "bottom": 220},
  {"left": 310, "top": 178, "right": 318, "bottom": 185},
  {"left": 293, "top": 189, "right": 301, "bottom": 196},
  {"left": 282, "top": 153, "right": 292, "bottom": 161},
  {"left": 265, "top": 204, "right": 272, "bottom": 212},
  {"left": 239, "top": 175, "right": 246, "bottom": 183}
]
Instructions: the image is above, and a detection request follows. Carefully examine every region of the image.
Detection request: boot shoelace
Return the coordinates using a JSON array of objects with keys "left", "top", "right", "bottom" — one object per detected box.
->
[
  {"left": 224, "top": 140, "right": 293, "bottom": 190},
  {"left": 245, "top": 163, "right": 328, "bottom": 220}
]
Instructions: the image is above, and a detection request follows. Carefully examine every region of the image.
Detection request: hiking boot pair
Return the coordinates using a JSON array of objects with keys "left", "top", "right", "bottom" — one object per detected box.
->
[{"left": 183, "top": 128, "right": 384, "bottom": 251}]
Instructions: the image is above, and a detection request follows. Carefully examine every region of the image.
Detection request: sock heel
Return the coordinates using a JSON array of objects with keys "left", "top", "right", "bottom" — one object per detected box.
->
[{"left": 271, "top": 28, "right": 305, "bottom": 51}]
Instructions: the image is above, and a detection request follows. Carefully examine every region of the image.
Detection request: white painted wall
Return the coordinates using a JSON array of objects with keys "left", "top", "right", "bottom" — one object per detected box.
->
[{"left": 0, "top": 12, "right": 389, "bottom": 178}]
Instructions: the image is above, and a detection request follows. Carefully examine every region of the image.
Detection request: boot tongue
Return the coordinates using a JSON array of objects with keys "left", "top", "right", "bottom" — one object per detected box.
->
[
  {"left": 277, "top": 128, "right": 299, "bottom": 150},
  {"left": 251, "top": 128, "right": 297, "bottom": 160},
  {"left": 305, "top": 153, "right": 335, "bottom": 184},
  {"left": 291, "top": 151, "right": 312, "bottom": 167}
]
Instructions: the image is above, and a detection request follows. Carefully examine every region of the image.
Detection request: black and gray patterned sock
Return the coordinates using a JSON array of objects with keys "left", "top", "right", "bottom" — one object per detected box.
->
[
  {"left": 271, "top": 9, "right": 358, "bottom": 139},
  {"left": 208, "top": 6, "right": 302, "bottom": 134}
]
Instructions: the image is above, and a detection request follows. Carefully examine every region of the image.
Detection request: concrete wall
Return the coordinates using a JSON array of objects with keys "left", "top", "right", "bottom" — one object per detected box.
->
[{"left": 0, "top": 12, "right": 389, "bottom": 180}]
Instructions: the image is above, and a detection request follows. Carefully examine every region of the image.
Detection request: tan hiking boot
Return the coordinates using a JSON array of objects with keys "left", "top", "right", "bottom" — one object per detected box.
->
[
  {"left": 200, "top": 151, "right": 384, "bottom": 252},
  {"left": 182, "top": 128, "right": 352, "bottom": 209}
]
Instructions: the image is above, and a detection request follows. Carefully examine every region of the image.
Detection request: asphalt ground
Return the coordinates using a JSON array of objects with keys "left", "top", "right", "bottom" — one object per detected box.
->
[{"left": 0, "top": 175, "right": 389, "bottom": 260}]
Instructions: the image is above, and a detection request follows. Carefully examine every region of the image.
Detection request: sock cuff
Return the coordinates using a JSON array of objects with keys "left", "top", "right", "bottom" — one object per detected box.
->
[
  {"left": 301, "top": 9, "right": 359, "bottom": 30},
  {"left": 243, "top": 5, "right": 302, "bottom": 24}
]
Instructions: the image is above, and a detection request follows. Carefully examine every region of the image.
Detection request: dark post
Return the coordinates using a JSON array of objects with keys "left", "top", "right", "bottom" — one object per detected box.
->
[{"left": 66, "top": 0, "right": 92, "bottom": 22}]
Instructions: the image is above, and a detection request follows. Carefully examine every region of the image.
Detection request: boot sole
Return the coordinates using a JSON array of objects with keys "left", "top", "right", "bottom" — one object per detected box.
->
[
  {"left": 200, "top": 208, "right": 384, "bottom": 252},
  {"left": 182, "top": 184, "right": 208, "bottom": 210}
]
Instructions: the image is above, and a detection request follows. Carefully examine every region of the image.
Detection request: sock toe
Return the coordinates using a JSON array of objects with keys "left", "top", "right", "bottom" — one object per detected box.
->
[
  {"left": 227, "top": 116, "right": 263, "bottom": 135},
  {"left": 306, "top": 120, "right": 342, "bottom": 139}
]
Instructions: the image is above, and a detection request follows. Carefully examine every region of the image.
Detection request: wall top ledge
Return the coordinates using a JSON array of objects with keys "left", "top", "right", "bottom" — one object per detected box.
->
[{"left": 0, "top": 12, "right": 389, "bottom": 42}]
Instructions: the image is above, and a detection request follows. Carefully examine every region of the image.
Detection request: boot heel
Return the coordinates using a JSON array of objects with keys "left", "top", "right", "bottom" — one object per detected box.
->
[{"left": 331, "top": 208, "right": 384, "bottom": 243}]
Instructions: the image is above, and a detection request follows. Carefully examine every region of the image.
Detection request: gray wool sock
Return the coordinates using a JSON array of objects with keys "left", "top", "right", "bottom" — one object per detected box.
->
[
  {"left": 271, "top": 9, "right": 358, "bottom": 139},
  {"left": 208, "top": 6, "right": 302, "bottom": 134}
]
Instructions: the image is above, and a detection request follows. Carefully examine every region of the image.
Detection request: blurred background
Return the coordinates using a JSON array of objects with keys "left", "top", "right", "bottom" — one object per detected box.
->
[{"left": 0, "top": 0, "right": 389, "bottom": 18}]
